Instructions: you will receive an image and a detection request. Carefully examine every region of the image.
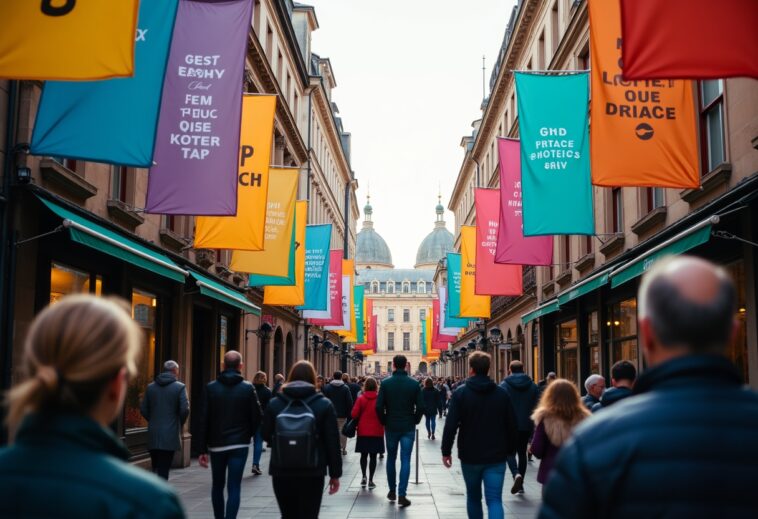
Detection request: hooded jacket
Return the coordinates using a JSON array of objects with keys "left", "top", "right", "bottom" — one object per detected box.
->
[
  {"left": 261, "top": 381, "right": 343, "bottom": 479},
  {"left": 140, "top": 371, "right": 190, "bottom": 452},
  {"left": 500, "top": 373, "right": 539, "bottom": 432},
  {"left": 322, "top": 379, "right": 353, "bottom": 418},
  {"left": 441, "top": 375, "right": 519, "bottom": 464},
  {"left": 591, "top": 386, "right": 633, "bottom": 413},
  {"left": 196, "top": 369, "right": 262, "bottom": 453},
  {"left": 352, "top": 390, "right": 384, "bottom": 437}
]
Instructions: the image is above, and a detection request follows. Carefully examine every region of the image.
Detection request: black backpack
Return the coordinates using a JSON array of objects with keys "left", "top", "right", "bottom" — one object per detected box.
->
[{"left": 273, "top": 394, "right": 320, "bottom": 469}]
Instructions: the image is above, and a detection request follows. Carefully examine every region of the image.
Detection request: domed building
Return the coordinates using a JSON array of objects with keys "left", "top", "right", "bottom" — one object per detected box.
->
[{"left": 355, "top": 197, "right": 455, "bottom": 375}]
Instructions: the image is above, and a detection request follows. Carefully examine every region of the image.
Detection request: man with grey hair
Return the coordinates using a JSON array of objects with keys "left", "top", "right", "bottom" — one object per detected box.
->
[
  {"left": 539, "top": 256, "right": 758, "bottom": 518},
  {"left": 140, "top": 359, "right": 190, "bottom": 480},
  {"left": 581, "top": 374, "right": 605, "bottom": 410}
]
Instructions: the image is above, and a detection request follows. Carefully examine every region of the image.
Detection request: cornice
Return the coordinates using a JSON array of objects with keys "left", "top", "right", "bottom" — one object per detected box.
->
[{"left": 310, "top": 78, "right": 353, "bottom": 185}]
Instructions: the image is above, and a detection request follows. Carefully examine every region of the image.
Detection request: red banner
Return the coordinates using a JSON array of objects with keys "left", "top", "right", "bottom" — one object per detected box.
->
[
  {"left": 433, "top": 299, "right": 457, "bottom": 350},
  {"left": 621, "top": 0, "right": 758, "bottom": 80},
  {"left": 307, "top": 250, "right": 343, "bottom": 327},
  {"left": 474, "top": 189, "right": 522, "bottom": 296}
]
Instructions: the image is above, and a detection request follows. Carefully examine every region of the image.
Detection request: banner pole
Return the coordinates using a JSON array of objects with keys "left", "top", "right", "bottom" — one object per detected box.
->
[{"left": 412, "top": 428, "right": 423, "bottom": 485}]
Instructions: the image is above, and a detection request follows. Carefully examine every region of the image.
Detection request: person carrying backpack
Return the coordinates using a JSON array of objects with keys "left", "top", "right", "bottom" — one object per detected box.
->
[{"left": 261, "top": 360, "right": 342, "bottom": 519}]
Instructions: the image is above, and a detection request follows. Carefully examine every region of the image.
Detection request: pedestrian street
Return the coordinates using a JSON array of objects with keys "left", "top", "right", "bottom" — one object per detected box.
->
[{"left": 173, "top": 417, "right": 542, "bottom": 519}]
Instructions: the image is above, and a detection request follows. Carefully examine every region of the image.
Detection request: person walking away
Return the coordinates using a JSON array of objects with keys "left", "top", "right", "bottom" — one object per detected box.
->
[
  {"left": 272, "top": 373, "right": 284, "bottom": 396},
  {"left": 500, "top": 360, "right": 539, "bottom": 494},
  {"left": 376, "top": 355, "right": 425, "bottom": 508},
  {"left": 591, "top": 360, "right": 636, "bottom": 413},
  {"left": 196, "top": 351, "right": 262, "bottom": 519},
  {"left": 351, "top": 376, "right": 385, "bottom": 488},
  {"left": 322, "top": 370, "right": 353, "bottom": 455},
  {"left": 536, "top": 372, "right": 556, "bottom": 399},
  {"left": 344, "top": 373, "right": 361, "bottom": 406},
  {"left": 422, "top": 377, "right": 439, "bottom": 439},
  {"left": 0, "top": 295, "right": 184, "bottom": 518},
  {"left": 441, "top": 352, "right": 518, "bottom": 519},
  {"left": 529, "top": 379, "right": 589, "bottom": 493},
  {"left": 261, "top": 361, "right": 341, "bottom": 519},
  {"left": 539, "top": 256, "right": 758, "bottom": 518},
  {"left": 580, "top": 374, "right": 604, "bottom": 410},
  {"left": 140, "top": 360, "right": 190, "bottom": 480},
  {"left": 251, "top": 371, "right": 272, "bottom": 475}
]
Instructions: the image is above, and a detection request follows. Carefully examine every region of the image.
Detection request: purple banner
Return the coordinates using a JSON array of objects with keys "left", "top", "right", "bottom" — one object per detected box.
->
[{"left": 146, "top": 0, "right": 252, "bottom": 215}]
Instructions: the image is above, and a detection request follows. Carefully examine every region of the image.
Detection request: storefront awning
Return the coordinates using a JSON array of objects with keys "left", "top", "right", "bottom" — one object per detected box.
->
[
  {"left": 38, "top": 196, "right": 188, "bottom": 283},
  {"left": 521, "top": 299, "right": 559, "bottom": 325},
  {"left": 191, "top": 271, "right": 261, "bottom": 316},
  {"left": 557, "top": 269, "right": 611, "bottom": 306},
  {"left": 610, "top": 216, "right": 718, "bottom": 288}
]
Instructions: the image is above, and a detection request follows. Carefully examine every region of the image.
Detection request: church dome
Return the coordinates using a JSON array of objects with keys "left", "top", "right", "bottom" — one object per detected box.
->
[
  {"left": 355, "top": 197, "right": 394, "bottom": 269},
  {"left": 415, "top": 198, "right": 454, "bottom": 269}
]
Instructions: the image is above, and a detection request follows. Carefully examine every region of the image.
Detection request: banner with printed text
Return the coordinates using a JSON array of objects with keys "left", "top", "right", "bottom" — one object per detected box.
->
[
  {"left": 439, "top": 286, "right": 466, "bottom": 332},
  {"left": 353, "top": 285, "right": 366, "bottom": 344},
  {"left": 327, "top": 259, "right": 356, "bottom": 340},
  {"left": 516, "top": 72, "right": 594, "bottom": 236},
  {"left": 589, "top": 0, "right": 699, "bottom": 188},
  {"left": 306, "top": 250, "right": 344, "bottom": 326},
  {"left": 433, "top": 299, "right": 457, "bottom": 349},
  {"left": 0, "top": 1, "right": 139, "bottom": 80},
  {"left": 195, "top": 95, "right": 276, "bottom": 250},
  {"left": 30, "top": 0, "right": 178, "bottom": 167},
  {"left": 146, "top": 0, "right": 253, "bottom": 215},
  {"left": 495, "top": 138, "right": 553, "bottom": 266},
  {"left": 460, "top": 226, "right": 491, "bottom": 318},
  {"left": 297, "top": 224, "right": 332, "bottom": 311},
  {"left": 263, "top": 201, "right": 307, "bottom": 306},
  {"left": 475, "top": 189, "right": 523, "bottom": 295}
]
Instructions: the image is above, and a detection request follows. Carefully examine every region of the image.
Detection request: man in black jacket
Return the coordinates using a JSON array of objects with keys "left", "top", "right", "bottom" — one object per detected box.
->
[
  {"left": 322, "top": 371, "right": 353, "bottom": 455},
  {"left": 442, "top": 352, "right": 518, "bottom": 519},
  {"left": 540, "top": 256, "right": 758, "bottom": 519},
  {"left": 197, "top": 351, "right": 262, "bottom": 519},
  {"left": 591, "top": 360, "right": 636, "bottom": 413},
  {"left": 500, "top": 360, "right": 539, "bottom": 494}
]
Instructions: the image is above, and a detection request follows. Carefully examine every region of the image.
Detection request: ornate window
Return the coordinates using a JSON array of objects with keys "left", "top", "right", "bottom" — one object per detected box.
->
[
  {"left": 402, "top": 281, "right": 410, "bottom": 293},
  {"left": 371, "top": 280, "right": 379, "bottom": 294},
  {"left": 387, "top": 281, "right": 395, "bottom": 294},
  {"left": 417, "top": 281, "right": 426, "bottom": 293}
]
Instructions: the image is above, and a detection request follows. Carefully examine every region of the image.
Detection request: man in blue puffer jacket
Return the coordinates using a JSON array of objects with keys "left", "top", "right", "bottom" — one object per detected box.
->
[
  {"left": 500, "top": 360, "right": 539, "bottom": 494},
  {"left": 539, "top": 256, "right": 758, "bottom": 519}
]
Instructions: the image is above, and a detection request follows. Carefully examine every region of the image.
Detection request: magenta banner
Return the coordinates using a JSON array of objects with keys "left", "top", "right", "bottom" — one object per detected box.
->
[
  {"left": 495, "top": 138, "right": 553, "bottom": 266},
  {"left": 146, "top": 0, "right": 252, "bottom": 215}
]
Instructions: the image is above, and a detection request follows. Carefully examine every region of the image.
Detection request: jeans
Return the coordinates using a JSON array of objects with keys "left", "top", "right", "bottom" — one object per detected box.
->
[
  {"left": 425, "top": 413, "right": 436, "bottom": 435},
  {"left": 210, "top": 447, "right": 248, "bottom": 519},
  {"left": 252, "top": 430, "right": 263, "bottom": 466},
  {"left": 507, "top": 431, "right": 532, "bottom": 478},
  {"left": 385, "top": 430, "right": 415, "bottom": 496},
  {"left": 460, "top": 462, "right": 506, "bottom": 519},
  {"left": 149, "top": 449, "right": 174, "bottom": 480},
  {"left": 272, "top": 476, "right": 324, "bottom": 519},
  {"left": 336, "top": 418, "right": 348, "bottom": 451}
]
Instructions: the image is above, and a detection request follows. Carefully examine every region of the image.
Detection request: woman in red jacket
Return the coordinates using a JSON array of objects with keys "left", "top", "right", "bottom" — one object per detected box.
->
[{"left": 351, "top": 376, "right": 385, "bottom": 488}]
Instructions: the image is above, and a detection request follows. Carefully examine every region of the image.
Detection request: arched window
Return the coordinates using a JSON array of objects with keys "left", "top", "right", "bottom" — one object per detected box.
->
[
  {"left": 371, "top": 280, "right": 379, "bottom": 294},
  {"left": 402, "top": 281, "right": 410, "bottom": 293},
  {"left": 417, "top": 281, "right": 426, "bottom": 294},
  {"left": 387, "top": 281, "right": 395, "bottom": 294}
]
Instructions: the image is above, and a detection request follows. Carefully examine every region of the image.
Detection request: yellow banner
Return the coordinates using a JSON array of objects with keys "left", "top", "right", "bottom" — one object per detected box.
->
[
  {"left": 425, "top": 312, "right": 433, "bottom": 353},
  {"left": 230, "top": 168, "right": 298, "bottom": 276},
  {"left": 263, "top": 201, "right": 307, "bottom": 306},
  {"left": 0, "top": 1, "right": 139, "bottom": 80},
  {"left": 337, "top": 259, "right": 357, "bottom": 342},
  {"left": 195, "top": 95, "right": 276, "bottom": 250},
  {"left": 460, "top": 226, "right": 491, "bottom": 318}
]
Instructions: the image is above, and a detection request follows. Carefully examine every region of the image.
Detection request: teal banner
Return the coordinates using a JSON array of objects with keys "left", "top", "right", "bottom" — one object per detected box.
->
[
  {"left": 516, "top": 72, "right": 594, "bottom": 236},
  {"left": 354, "top": 285, "right": 365, "bottom": 344},
  {"left": 298, "top": 224, "right": 332, "bottom": 311},
  {"left": 446, "top": 253, "right": 476, "bottom": 323}
]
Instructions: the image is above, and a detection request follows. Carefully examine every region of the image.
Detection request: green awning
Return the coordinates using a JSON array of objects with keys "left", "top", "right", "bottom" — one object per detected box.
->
[
  {"left": 521, "top": 300, "right": 560, "bottom": 325},
  {"left": 610, "top": 217, "right": 716, "bottom": 288},
  {"left": 192, "top": 271, "right": 261, "bottom": 316},
  {"left": 38, "top": 196, "right": 188, "bottom": 283},
  {"left": 557, "top": 270, "right": 610, "bottom": 306}
]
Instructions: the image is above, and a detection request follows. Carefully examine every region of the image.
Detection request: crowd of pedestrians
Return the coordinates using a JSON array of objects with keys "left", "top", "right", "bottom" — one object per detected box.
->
[{"left": 1, "top": 256, "right": 757, "bottom": 519}]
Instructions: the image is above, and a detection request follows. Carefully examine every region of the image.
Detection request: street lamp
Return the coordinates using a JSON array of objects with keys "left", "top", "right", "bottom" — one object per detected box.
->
[{"left": 488, "top": 327, "right": 503, "bottom": 347}]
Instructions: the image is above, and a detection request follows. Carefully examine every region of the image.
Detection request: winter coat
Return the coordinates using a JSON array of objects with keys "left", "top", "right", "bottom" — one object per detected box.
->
[
  {"left": 0, "top": 413, "right": 184, "bottom": 519},
  {"left": 441, "top": 375, "right": 519, "bottom": 465},
  {"left": 422, "top": 387, "right": 439, "bottom": 415},
  {"left": 272, "top": 381, "right": 283, "bottom": 395},
  {"left": 530, "top": 408, "right": 586, "bottom": 485},
  {"left": 140, "top": 371, "right": 189, "bottom": 452},
  {"left": 580, "top": 393, "right": 599, "bottom": 410},
  {"left": 500, "top": 373, "right": 539, "bottom": 432},
  {"left": 351, "top": 390, "right": 384, "bottom": 437},
  {"left": 254, "top": 383, "right": 273, "bottom": 411},
  {"left": 196, "top": 369, "right": 262, "bottom": 453},
  {"left": 348, "top": 382, "right": 361, "bottom": 406},
  {"left": 539, "top": 355, "right": 758, "bottom": 519},
  {"left": 322, "top": 379, "right": 354, "bottom": 418},
  {"left": 375, "top": 369, "right": 425, "bottom": 433},
  {"left": 591, "top": 386, "right": 633, "bottom": 413},
  {"left": 261, "top": 381, "right": 343, "bottom": 479}
]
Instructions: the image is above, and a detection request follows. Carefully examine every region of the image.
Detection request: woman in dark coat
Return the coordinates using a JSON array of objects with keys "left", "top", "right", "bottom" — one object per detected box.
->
[
  {"left": 251, "top": 371, "right": 273, "bottom": 475},
  {"left": 422, "top": 377, "right": 439, "bottom": 439},
  {"left": 351, "top": 377, "right": 384, "bottom": 488}
]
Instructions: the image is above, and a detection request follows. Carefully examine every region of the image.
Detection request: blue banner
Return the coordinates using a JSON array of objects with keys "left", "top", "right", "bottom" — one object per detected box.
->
[
  {"left": 515, "top": 72, "right": 594, "bottom": 236},
  {"left": 297, "top": 224, "right": 332, "bottom": 311},
  {"left": 30, "top": 0, "right": 178, "bottom": 167}
]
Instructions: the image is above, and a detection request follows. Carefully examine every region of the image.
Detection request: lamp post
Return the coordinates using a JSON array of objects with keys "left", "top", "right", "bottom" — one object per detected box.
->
[{"left": 322, "top": 340, "right": 333, "bottom": 376}]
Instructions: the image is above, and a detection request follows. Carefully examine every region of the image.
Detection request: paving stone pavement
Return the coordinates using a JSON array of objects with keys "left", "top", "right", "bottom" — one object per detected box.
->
[{"left": 171, "top": 416, "right": 542, "bottom": 518}]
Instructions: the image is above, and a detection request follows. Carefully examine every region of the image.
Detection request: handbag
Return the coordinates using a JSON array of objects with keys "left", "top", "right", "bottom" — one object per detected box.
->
[{"left": 341, "top": 417, "right": 358, "bottom": 438}]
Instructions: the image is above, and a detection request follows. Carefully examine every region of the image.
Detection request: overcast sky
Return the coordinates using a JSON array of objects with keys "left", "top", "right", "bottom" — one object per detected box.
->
[{"left": 307, "top": 0, "right": 517, "bottom": 268}]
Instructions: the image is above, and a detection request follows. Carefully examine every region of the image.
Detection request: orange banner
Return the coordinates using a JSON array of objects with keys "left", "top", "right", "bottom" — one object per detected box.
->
[
  {"left": 589, "top": 0, "right": 699, "bottom": 188},
  {"left": 460, "top": 226, "right": 491, "bottom": 319},
  {"left": 263, "top": 200, "right": 307, "bottom": 306}
]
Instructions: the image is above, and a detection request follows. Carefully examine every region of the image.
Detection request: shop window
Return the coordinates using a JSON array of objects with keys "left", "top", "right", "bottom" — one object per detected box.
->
[
  {"left": 388, "top": 332, "right": 395, "bottom": 351},
  {"left": 403, "top": 332, "right": 410, "bottom": 351},
  {"left": 556, "top": 319, "right": 578, "bottom": 386},
  {"left": 125, "top": 289, "right": 158, "bottom": 430},
  {"left": 403, "top": 308, "right": 410, "bottom": 322},
  {"left": 606, "top": 298, "right": 639, "bottom": 370},
  {"left": 699, "top": 79, "right": 725, "bottom": 174},
  {"left": 50, "top": 262, "right": 101, "bottom": 303},
  {"left": 725, "top": 262, "right": 749, "bottom": 383},
  {"left": 588, "top": 311, "right": 600, "bottom": 375}
]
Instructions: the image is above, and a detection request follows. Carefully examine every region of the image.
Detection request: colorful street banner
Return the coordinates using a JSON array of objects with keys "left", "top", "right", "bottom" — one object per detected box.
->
[
  {"left": 475, "top": 189, "right": 523, "bottom": 295},
  {"left": 433, "top": 299, "right": 458, "bottom": 348},
  {"left": 353, "top": 285, "right": 366, "bottom": 344},
  {"left": 621, "top": 0, "right": 758, "bottom": 80},
  {"left": 247, "top": 199, "right": 302, "bottom": 287},
  {"left": 146, "top": 0, "right": 253, "bottom": 215},
  {"left": 306, "top": 250, "right": 344, "bottom": 326},
  {"left": 355, "top": 298, "right": 374, "bottom": 351},
  {"left": 421, "top": 318, "right": 428, "bottom": 356},
  {"left": 460, "top": 226, "right": 491, "bottom": 319},
  {"left": 515, "top": 72, "right": 594, "bottom": 236},
  {"left": 439, "top": 286, "right": 467, "bottom": 332},
  {"left": 297, "top": 224, "right": 332, "bottom": 311},
  {"left": 446, "top": 253, "right": 477, "bottom": 322},
  {"left": 263, "top": 201, "right": 307, "bottom": 306},
  {"left": 589, "top": 0, "right": 699, "bottom": 188},
  {"left": 30, "top": 0, "right": 178, "bottom": 167},
  {"left": 230, "top": 168, "right": 298, "bottom": 278},
  {"left": 0, "top": 1, "right": 139, "bottom": 80},
  {"left": 495, "top": 138, "right": 553, "bottom": 266},
  {"left": 327, "top": 259, "right": 356, "bottom": 339},
  {"left": 195, "top": 95, "right": 276, "bottom": 250}
]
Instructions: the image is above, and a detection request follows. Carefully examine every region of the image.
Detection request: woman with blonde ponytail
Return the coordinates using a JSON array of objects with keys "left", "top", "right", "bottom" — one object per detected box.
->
[{"left": 0, "top": 295, "right": 185, "bottom": 518}]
